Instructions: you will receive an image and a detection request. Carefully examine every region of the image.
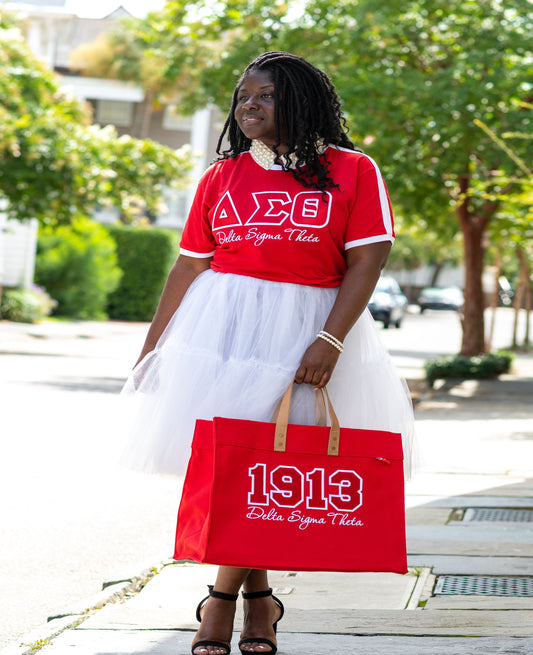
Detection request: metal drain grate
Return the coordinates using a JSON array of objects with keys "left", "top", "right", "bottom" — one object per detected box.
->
[
  {"left": 435, "top": 575, "right": 533, "bottom": 597},
  {"left": 463, "top": 508, "right": 533, "bottom": 522}
]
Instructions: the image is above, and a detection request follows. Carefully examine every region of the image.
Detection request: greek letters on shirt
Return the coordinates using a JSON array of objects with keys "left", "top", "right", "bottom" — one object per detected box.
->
[{"left": 212, "top": 190, "right": 332, "bottom": 247}]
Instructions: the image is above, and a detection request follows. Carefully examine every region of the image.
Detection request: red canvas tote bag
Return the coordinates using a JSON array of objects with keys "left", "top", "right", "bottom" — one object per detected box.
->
[{"left": 174, "top": 385, "right": 407, "bottom": 573}]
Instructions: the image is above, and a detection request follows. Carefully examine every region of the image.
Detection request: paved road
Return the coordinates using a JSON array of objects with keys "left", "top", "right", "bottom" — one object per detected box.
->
[
  {"left": 378, "top": 305, "right": 526, "bottom": 378},
  {"left": 0, "top": 307, "right": 529, "bottom": 648},
  {"left": 379, "top": 307, "right": 532, "bottom": 477}
]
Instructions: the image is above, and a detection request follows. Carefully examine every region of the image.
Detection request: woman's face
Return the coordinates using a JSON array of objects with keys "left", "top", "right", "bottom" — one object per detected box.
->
[{"left": 234, "top": 69, "right": 286, "bottom": 151}]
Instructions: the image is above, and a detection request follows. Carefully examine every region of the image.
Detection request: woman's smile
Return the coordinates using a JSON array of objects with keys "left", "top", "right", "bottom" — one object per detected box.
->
[{"left": 241, "top": 115, "right": 262, "bottom": 125}]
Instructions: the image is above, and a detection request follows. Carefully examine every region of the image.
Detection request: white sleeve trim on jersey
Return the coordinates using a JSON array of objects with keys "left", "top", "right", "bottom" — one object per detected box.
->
[
  {"left": 179, "top": 247, "right": 216, "bottom": 258},
  {"left": 345, "top": 234, "right": 395, "bottom": 250},
  {"left": 362, "top": 154, "right": 394, "bottom": 236}
]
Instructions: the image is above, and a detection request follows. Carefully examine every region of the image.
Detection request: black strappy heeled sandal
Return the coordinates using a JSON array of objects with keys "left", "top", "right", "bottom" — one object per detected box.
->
[
  {"left": 192, "top": 585, "right": 239, "bottom": 655},
  {"left": 238, "top": 588, "right": 285, "bottom": 655}
]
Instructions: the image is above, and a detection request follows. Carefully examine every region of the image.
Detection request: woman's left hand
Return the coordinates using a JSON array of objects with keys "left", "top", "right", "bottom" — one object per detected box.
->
[{"left": 294, "top": 339, "right": 341, "bottom": 388}]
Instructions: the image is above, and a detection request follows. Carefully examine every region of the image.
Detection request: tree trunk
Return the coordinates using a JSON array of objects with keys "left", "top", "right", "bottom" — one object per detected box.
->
[
  {"left": 456, "top": 174, "right": 489, "bottom": 356},
  {"left": 515, "top": 247, "right": 531, "bottom": 349},
  {"left": 512, "top": 251, "right": 525, "bottom": 349},
  {"left": 525, "top": 259, "right": 531, "bottom": 348},
  {"left": 429, "top": 262, "right": 444, "bottom": 287},
  {"left": 486, "top": 251, "right": 502, "bottom": 351},
  {"left": 131, "top": 88, "right": 156, "bottom": 139},
  {"left": 525, "top": 286, "right": 531, "bottom": 348}
]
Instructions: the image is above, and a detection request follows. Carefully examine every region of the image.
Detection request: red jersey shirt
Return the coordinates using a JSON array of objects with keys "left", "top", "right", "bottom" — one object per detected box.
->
[{"left": 179, "top": 146, "right": 394, "bottom": 288}]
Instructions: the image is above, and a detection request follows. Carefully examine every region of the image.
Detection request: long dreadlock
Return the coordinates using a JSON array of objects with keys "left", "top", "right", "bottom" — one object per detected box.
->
[{"left": 216, "top": 52, "right": 358, "bottom": 192}]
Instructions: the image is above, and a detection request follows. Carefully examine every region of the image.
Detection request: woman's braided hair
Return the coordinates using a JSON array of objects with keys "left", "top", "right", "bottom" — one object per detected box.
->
[{"left": 216, "top": 51, "right": 357, "bottom": 192}]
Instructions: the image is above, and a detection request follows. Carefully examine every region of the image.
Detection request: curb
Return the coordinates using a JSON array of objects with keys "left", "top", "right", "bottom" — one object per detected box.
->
[
  {"left": 405, "top": 567, "right": 435, "bottom": 610},
  {"left": 0, "top": 558, "right": 173, "bottom": 655}
]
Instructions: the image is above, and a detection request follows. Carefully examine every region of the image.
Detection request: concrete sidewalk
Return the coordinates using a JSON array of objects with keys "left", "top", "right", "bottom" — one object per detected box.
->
[
  {"left": 7, "top": 469, "right": 533, "bottom": 654},
  {"left": 2, "top": 322, "right": 533, "bottom": 654}
]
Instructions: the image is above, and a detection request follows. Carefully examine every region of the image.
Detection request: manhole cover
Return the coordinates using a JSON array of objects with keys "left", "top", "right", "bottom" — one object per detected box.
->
[
  {"left": 435, "top": 575, "right": 533, "bottom": 597},
  {"left": 463, "top": 508, "right": 533, "bottom": 522}
]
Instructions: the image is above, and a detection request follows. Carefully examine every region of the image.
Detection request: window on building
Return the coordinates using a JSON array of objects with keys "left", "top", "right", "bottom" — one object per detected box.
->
[{"left": 96, "top": 100, "right": 134, "bottom": 127}]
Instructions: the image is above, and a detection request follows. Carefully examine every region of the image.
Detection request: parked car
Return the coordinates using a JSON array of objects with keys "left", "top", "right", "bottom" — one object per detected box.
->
[
  {"left": 368, "top": 276, "right": 408, "bottom": 328},
  {"left": 418, "top": 286, "right": 464, "bottom": 313}
]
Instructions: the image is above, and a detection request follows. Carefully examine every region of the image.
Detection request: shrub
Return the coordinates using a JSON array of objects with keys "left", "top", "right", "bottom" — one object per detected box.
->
[
  {"left": 0, "top": 285, "right": 57, "bottom": 323},
  {"left": 424, "top": 351, "right": 514, "bottom": 388},
  {"left": 35, "top": 217, "right": 122, "bottom": 319},
  {"left": 106, "top": 225, "right": 179, "bottom": 321}
]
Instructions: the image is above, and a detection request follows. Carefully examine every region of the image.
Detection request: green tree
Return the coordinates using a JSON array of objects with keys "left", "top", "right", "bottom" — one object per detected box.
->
[
  {"left": 70, "top": 1, "right": 293, "bottom": 125},
  {"left": 0, "top": 10, "right": 193, "bottom": 225},
  {"left": 156, "top": 0, "right": 295, "bottom": 113},
  {"left": 159, "top": 0, "right": 532, "bottom": 356},
  {"left": 35, "top": 217, "right": 122, "bottom": 319},
  {"left": 70, "top": 15, "right": 177, "bottom": 139},
  {"left": 477, "top": 117, "right": 533, "bottom": 350},
  {"left": 321, "top": 2, "right": 530, "bottom": 355},
  {"left": 297, "top": 0, "right": 532, "bottom": 355}
]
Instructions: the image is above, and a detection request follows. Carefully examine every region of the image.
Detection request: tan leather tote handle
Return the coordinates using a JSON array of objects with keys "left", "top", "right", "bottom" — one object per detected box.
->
[
  {"left": 273, "top": 384, "right": 340, "bottom": 455},
  {"left": 315, "top": 388, "right": 327, "bottom": 426},
  {"left": 270, "top": 386, "right": 327, "bottom": 425}
]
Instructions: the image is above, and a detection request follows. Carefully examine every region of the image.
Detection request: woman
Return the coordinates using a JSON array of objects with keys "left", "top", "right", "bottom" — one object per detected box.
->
[{"left": 121, "top": 52, "right": 414, "bottom": 655}]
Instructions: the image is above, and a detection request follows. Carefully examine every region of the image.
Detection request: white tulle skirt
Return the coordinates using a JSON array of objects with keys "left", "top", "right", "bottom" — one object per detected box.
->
[{"left": 119, "top": 270, "right": 415, "bottom": 477}]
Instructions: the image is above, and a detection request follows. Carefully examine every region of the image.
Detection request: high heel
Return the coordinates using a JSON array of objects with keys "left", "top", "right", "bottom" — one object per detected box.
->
[
  {"left": 192, "top": 585, "right": 238, "bottom": 655},
  {"left": 238, "top": 588, "right": 285, "bottom": 655}
]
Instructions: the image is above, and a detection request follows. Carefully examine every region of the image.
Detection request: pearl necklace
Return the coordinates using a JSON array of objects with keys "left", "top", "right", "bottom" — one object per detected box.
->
[
  {"left": 249, "top": 139, "right": 298, "bottom": 170},
  {"left": 249, "top": 139, "right": 327, "bottom": 170}
]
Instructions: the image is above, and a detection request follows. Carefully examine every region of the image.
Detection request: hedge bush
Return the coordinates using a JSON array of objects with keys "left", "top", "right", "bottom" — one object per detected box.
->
[
  {"left": 0, "top": 285, "right": 57, "bottom": 323},
  {"left": 106, "top": 225, "right": 179, "bottom": 321},
  {"left": 424, "top": 351, "right": 514, "bottom": 388},
  {"left": 35, "top": 217, "right": 122, "bottom": 319}
]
